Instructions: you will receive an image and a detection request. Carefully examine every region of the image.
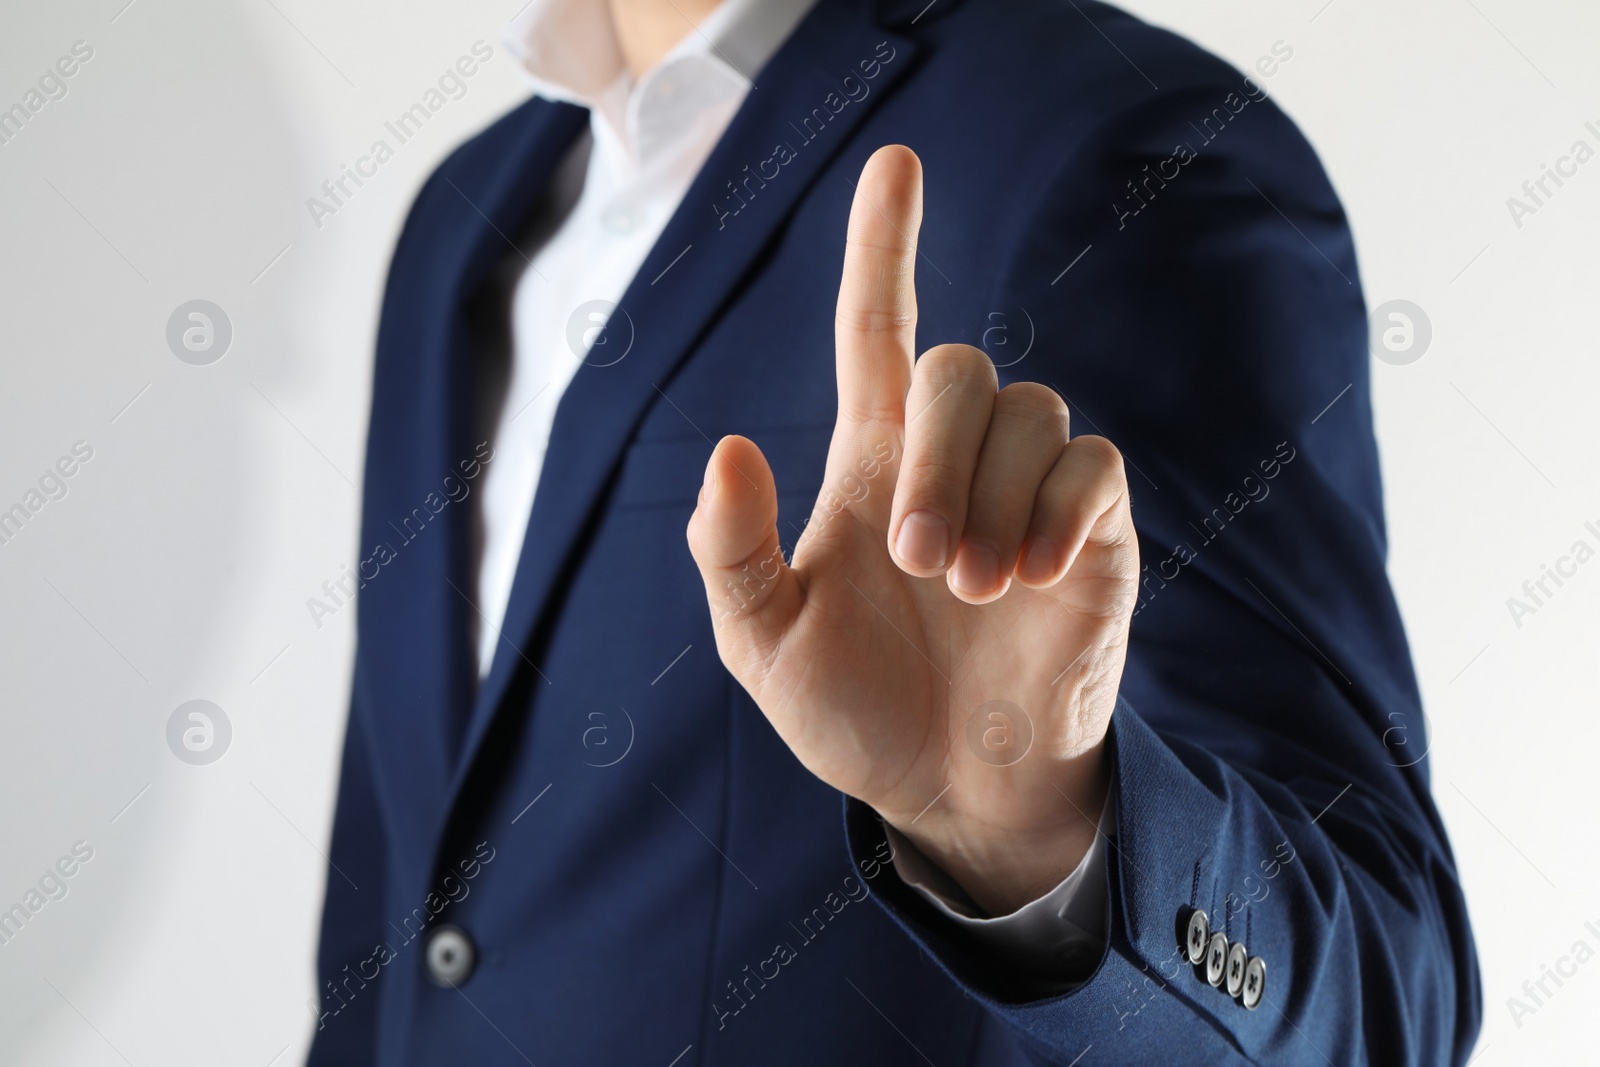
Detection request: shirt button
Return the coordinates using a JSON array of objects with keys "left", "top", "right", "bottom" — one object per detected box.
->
[
  {"left": 1225, "top": 941, "right": 1249, "bottom": 998},
  {"left": 425, "top": 924, "right": 476, "bottom": 987},
  {"left": 602, "top": 203, "right": 644, "bottom": 234},
  {"left": 1205, "top": 932, "right": 1229, "bottom": 988},
  {"left": 1242, "top": 955, "right": 1267, "bottom": 1010},
  {"left": 1185, "top": 909, "right": 1210, "bottom": 965}
]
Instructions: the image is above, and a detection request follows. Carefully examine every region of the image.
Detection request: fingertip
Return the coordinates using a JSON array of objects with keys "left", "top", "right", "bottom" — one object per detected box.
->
[
  {"left": 691, "top": 435, "right": 779, "bottom": 562},
  {"left": 699, "top": 447, "right": 719, "bottom": 503},
  {"left": 948, "top": 539, "right": 1009, "bottom": 604},
  {"left": 1015, "top": 536, "right": 1063, "bottom": 588},
  {"left": 854, "top": 145, "right": 923, "bottom": 233},
  {"left": 891, "top": 509, "right": 950, "bottom": 575},
  {"left": 709, "top": 434, "right": 772, "bottom": 490},
  {"left": 865, "top": 144, "right": 922, "bottom": 185}
]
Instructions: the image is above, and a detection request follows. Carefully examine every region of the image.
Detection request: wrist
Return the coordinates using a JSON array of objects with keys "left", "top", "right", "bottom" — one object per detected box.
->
[{"left": 888, "top": 739, "right": 1112, "bottom": 916}]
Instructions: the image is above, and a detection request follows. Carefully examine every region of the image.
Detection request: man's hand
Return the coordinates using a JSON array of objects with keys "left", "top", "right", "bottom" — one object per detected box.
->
[{"left": 686, "top": 145, "right": 1138, "bottom": 915}]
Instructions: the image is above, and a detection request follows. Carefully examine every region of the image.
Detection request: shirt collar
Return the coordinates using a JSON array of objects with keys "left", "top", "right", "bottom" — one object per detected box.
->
[{"left": 504, "top": 0, "right": 817, "bottom": 154}]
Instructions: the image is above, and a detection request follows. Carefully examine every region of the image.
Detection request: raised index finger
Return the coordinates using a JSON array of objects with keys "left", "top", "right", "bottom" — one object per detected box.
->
[{"left": 835, "top": 145, "right": 923, "bottom": 429}]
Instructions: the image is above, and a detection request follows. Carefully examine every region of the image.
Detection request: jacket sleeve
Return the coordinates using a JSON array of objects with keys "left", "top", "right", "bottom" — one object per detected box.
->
[
  {"left": 305, "top": 690, "right": 389, "bottom": 1067},
  {"left": 849, "top": 72, "right": 1481, "bottom": 1066}
]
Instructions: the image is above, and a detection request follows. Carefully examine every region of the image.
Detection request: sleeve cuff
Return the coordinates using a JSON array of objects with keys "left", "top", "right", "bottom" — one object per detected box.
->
[{"left": 883, "top": 791, "right": 1115, "bottom": 991}]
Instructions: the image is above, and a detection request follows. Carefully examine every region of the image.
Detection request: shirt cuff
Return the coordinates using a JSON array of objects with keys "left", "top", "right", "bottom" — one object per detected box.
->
[{"left": 884, "top": 792, "right": 1114, "bottom": 991}]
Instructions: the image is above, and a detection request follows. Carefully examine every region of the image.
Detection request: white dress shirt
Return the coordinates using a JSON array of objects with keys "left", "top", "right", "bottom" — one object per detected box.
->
[
  {"left": 485, "top": 0, "right": 1109, "bottom": 982},
  {"left": 477, "top": 0, "right": 816, "bottom": 679}
]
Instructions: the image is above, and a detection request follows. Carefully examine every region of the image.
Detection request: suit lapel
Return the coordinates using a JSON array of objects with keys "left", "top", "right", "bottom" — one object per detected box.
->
[
  {"left": 443, "top": 0, "right": 919, "bottom": 813},
  {"left": 357, "top": 98, "right": 590, "bottom": 838}
]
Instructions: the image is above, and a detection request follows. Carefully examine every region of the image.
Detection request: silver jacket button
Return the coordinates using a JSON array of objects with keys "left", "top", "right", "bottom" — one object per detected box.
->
[
  {"left": 1185, "top": 909, "right": 1210, "bottom": 965},
  {"left": 1241, "top": 955, "right": 1267, "bottom": 1010},
  {"left": 1225, "top": 941, "right": 1249, "bottom": 998},
  {"left": 425, "top": 924, "right": 476, "bottom": 987},
  {"left": 1205, "top": 932, "right": 1229, "bottom": 988}
]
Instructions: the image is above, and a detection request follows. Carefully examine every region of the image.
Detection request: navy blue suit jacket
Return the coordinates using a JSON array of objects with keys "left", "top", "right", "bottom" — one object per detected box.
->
[{"left": 308, "top": 0, "right": 1481, "bottom": 1062}]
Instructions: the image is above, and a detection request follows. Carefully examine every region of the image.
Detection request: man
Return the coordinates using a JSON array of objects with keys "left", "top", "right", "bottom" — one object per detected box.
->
[{"left": 308, "top": 0, "right": 1481, "bottom": 1062}]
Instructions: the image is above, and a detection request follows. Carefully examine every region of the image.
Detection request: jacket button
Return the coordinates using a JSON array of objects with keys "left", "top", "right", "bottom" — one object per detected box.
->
[
  {"left": 1242, "top": 955, "right": 1267, "bottom": 1010},
  {"left": 1225, "top": 941, "right": 1249, "bottom": 998},
  {"left": 1205, "top": 932, "right": 1229, "bottom": 988},
  {"left": 425, "top": 924, "right": 476, "bottom": 987},
  {"left": 1184, "top": 909, "right": 1210, "bottom": 965}
]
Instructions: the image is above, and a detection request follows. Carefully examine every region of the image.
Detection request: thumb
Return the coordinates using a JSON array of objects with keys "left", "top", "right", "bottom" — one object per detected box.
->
[{"left": 687, "top": 435, "right": 802, "bottom": 676}]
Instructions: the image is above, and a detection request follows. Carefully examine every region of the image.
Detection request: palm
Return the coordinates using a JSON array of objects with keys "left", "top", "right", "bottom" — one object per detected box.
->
[
  {"left": 689, "top": 146, "right": 1137, "bottom": 912},
  {"left": 763, "top": 473, "right": 1128, "bottom": 824}
]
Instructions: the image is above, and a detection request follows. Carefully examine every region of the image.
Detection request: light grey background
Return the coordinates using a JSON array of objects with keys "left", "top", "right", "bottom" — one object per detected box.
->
[{"left": 0, "top": 0, "right": 1594, "bottom": 1062}]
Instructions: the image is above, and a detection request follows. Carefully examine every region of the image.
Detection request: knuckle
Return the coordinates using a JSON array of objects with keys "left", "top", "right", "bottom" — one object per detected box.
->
[
  {"left": 900, "top": 458, "right": 970, "bottom": 506},
  {"left": 1072, "top": 434, "right": 1127, "bottom": 480},
  {"left": 965, "top": 474, "right": 1039, "bottom": 532},
  {"left": 916, "top": 343, "right": 997, "bottom": 390},
  {"left": 836, "top": 304, "right": 916, "bottom": 335},
  {"left": 995, "top": 382, "right": 1069, "bottom": 429},
  {"left": 844, "top": 235, "right": 916, "bottom": 257}
]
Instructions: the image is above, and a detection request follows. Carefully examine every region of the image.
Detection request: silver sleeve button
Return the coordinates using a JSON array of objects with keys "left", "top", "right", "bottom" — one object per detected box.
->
[
  {"left": 1225, "top": 941, "right": 1249, "bottom": 998},
  {"left": 1241, "top": 955, "right": 1267, "bottom": 1010},
  {"left": 1205, "top": 932, "right": 1229, "bottom": 988},
  {"left": 1185, "top": 909, "right": 1211, "bottom": 966}
]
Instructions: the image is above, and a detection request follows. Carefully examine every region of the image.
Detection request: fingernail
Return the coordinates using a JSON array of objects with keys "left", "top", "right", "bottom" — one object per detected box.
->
[
  {"left": 895, "top": 510, "right": 948, "bottom": 570},
  {"left": 1018, "top": 537, "right": 1058, "bottom": 584},
  {"left": 951, "top": 540, "right": 1001, "bottom": 596}
]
